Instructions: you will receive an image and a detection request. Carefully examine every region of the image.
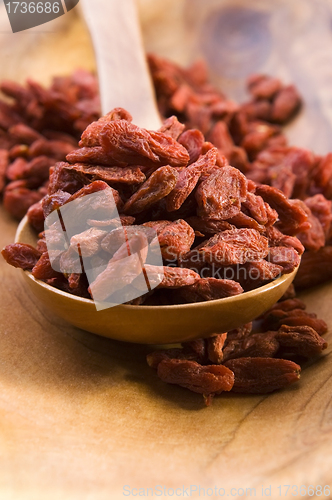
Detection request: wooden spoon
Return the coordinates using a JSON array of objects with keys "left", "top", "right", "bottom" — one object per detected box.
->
[
  {"left": 80, "top": 0, "right": 161, "bottom": 129},
  {"left": 12, "top": 2, "right": 300, "bottom": 344}
]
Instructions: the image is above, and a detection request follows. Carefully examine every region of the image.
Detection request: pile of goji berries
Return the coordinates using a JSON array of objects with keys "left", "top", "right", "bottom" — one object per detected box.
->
[
  {"left": 148, "top": 54, "right": 332, "bottom": 291},
  {"left": 0, "top": 69, "right": 100, "bottom": 220},
  {"left": 2, "top": 108, "right": 304, "bottom": 301}
]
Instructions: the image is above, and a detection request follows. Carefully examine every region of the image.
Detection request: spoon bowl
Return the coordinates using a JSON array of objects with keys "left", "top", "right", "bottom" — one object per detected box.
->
[{"left": 16, "top": 216, "right": 299, "bottom": 344}]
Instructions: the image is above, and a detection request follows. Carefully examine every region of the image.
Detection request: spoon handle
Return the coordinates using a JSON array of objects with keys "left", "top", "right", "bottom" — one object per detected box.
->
[{"left": 80, "top": 0, "right": 161, "bottom": 130}]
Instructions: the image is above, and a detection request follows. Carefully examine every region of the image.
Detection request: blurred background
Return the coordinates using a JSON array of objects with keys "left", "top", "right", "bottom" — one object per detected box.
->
[{"left": 140, "top": 0, "right": 332, "bottom": 154}]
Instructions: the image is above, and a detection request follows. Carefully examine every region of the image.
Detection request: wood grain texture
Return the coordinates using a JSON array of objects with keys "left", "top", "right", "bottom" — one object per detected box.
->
[{"left": 0, "top": 3, "right": 332, "bottom": 499}]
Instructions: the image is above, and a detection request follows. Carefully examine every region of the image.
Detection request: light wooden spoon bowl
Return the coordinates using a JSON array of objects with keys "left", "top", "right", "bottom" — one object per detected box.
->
[{"left": 16, "top": 216, "right": 299, "bottom": 344}]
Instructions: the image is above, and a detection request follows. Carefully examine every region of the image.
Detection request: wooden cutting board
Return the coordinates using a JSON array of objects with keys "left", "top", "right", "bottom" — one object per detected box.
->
[{"left": 0, "top": 4, "right": 332, "bottom": 500}]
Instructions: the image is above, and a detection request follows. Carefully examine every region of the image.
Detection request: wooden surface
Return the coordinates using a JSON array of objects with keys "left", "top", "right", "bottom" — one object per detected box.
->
[{"left": 0, "top": 3, "right": 332, "bottom": 499}]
